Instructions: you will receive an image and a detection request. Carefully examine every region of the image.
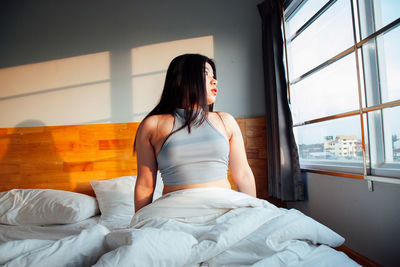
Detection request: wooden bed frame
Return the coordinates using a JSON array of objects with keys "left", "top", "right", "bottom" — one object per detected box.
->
[
  {"left": 0, "top": 117, "right": 378, "bottom": 266},
  {"left": 0, "top": 117, "right": 268, "bottom": 198}
]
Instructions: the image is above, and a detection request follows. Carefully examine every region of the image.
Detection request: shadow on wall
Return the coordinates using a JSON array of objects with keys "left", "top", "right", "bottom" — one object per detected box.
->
[{"left": 0, "top": 120, "right": 69, "bottom": 191}]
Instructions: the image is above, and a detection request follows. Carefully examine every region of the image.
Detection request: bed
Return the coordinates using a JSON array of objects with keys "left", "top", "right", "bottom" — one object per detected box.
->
[
  {"left": 0, "top": 177, "right": 360, "bottom": 266},
  {"left": 0, "top": 121, "right": 361, "bottom": 266}
]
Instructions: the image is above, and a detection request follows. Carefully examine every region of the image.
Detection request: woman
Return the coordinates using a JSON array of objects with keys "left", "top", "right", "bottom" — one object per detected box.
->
[
  {"left": 117, "top": 54, "right": 353, "bottom": 267},
  {"left": 134, "top": 54, "right": 256, "bottom": 212}
]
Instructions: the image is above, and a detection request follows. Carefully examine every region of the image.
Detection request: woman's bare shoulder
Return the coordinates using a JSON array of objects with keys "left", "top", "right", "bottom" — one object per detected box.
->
[
  {"left": 141, "top": 114, "right": 173, "bottom": 126},
  {"left": 138, "top": 115, "right": 157, "bottom": 133},
  {"left": 210, "top": 111, "right": 240, "bottom": 138},
  {"left": 212, "top": 111, "right": 237, "bottom": 125},
  {"left": 139, "top": 114, "right": 174, "bottom": 136}
]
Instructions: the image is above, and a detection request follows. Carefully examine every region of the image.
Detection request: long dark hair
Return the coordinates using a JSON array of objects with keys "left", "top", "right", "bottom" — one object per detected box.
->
[{"left": 134, "top": 54, "right": 217, "bottom": 149}]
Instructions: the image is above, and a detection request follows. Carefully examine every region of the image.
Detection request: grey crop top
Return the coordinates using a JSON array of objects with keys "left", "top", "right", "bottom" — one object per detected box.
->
[{"left": 157, "top": 109, "right": 229, "bottom": 185}]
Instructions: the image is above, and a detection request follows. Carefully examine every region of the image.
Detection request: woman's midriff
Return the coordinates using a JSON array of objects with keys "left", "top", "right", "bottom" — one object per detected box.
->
[{"left": 162, "top": 178, "right": 231, "bottom": 195}]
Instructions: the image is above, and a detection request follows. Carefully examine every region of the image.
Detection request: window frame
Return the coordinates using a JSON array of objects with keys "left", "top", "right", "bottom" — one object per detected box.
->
[{"left": 283, "top": 0, "right": 400, "bottom": 183}]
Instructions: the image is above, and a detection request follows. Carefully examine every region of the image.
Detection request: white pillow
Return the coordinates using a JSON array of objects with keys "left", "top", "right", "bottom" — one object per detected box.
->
[
  {"left": 90, "top": 173, "right": 163, "bottom": 228},
  {"left": 0, "top": 189, "right": 99, "bottom": 226},
  {"left": 90, "top": 176, "right": 136, "bottom": 228}
]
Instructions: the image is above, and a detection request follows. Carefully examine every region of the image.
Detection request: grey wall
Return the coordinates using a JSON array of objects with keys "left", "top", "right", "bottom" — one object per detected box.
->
[
  {"left": 0, "top": 0, "right": 265, "bottom": 127},
  {"left": 287, "top": 172, "right": 400, "bottom": 267}
]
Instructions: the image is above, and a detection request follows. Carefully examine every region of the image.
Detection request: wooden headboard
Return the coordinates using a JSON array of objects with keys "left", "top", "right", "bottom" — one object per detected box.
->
[
  {"left": 0, "top": 123, "right": 139, "bottom": 195},
  {"left": 0, "top": 117, "right": 268, "bottom": 199}
]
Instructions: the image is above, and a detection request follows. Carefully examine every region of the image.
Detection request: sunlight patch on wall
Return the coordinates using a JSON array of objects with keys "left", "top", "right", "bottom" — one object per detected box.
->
[
  {"left": 1, "top": 82, "right": 111, "bottom": 127},
  {"left": 130, "top": 36, "right": 214, "bottom": 122},
  {"left": 0, "top": 52, "right": 111, "bottom": 127}
]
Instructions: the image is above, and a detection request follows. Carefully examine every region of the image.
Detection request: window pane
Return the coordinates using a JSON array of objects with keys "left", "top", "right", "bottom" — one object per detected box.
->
[
  {"left": 286, "top": 0, "right": 330, "bottom": 38},
  {"left": 373, "top": 0, "right": 400, "bottom": 31},
  {"left": 368, "top": 107, "right": 400, "bottom": 177},
  {"left": 294, "top": 116, "right": 363, "bottom": 163},
  {"left": 366, "top": 109, "right": 384, "bottom": 168},
  {"left": 377, "top": 25, "right": 400, "bottom": 103},
  {"left": 363, "top": 113, "right": 370, "bottom": 167},
  {"left": 352, "top": 0, "right": 361, "bottom": 42},
  {"left": 290, "top": 53, "right": 360, "bottom": 124},
  {"left": 287, "top": 0, "right": 354, "bottom": 79},
  {"left": 361, "top": 38, "right": 381, "bottom": 107},
  {"left": 383, "top": 106, "right": 400, "bottom": 163},
  {"left": 357, "top": 48, "right": 367, "bottom": 108}
]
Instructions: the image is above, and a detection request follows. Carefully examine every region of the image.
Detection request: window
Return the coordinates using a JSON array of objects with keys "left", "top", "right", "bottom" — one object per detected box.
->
[{"left": 283, "top": 0, "right": 400, "bottom": 182}]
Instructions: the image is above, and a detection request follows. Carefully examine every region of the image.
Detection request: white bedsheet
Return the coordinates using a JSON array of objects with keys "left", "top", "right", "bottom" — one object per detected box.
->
[
  {"left": 0, "top": 224, "right": 109, "bottom": 266},
  {"left": 95, "top": 188, "right": 360, "bottom": 267},
  {"left": 0, "top": 216, "right": 101, "bottom": 242},
  {"left": 0, "top": 188, "right": 361, "bottom": 266}
]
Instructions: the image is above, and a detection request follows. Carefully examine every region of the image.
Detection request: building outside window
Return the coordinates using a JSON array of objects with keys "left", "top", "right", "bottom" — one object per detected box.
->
[{"left": 283, "top": 0, "right": 400, "bottom": 183}]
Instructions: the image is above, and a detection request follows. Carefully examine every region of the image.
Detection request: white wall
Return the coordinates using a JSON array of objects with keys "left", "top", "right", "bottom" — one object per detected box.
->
[
  {"left": 0, "top": 0, "right": 265, "bottom": 128},
  {"left": 287, "top": 173, "right": 400, "bottom": 267}
]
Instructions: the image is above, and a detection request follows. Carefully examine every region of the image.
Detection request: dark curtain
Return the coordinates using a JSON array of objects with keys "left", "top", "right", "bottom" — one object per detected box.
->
[{"left": 258, "top": 0, "right": 304, "bottom": 201}]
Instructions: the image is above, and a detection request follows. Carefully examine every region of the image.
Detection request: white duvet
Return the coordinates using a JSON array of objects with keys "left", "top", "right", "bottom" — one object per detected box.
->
[{"left": 0, "top": 188, "right": 360, "bottom": 267}]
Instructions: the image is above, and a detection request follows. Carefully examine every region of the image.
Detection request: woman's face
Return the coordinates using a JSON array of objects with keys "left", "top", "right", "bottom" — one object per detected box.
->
[{"left": 205, "top": 62, "right": 218, "bottom": 105}]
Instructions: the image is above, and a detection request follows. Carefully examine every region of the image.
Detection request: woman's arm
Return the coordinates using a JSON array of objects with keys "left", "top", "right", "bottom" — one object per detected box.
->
[
  {"left": 221, "top": 113, "right": 256, "bottom": 197},
  {"left": 134, "top": 117, "right": 159, "bottom": 212}
]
